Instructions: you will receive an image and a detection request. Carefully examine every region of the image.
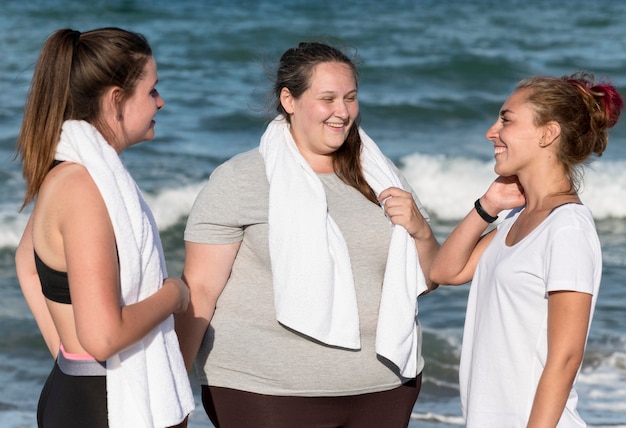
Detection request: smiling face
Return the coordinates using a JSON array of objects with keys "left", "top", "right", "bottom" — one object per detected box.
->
[
  {"left": 485, "top": 88, "right": 545, "bottom": 178},
  {"left": 280, "top": 61, "right": 358, "bottom": 171},
  {"left": 117, "top": 57, "right": 164, "bottom": 148}
]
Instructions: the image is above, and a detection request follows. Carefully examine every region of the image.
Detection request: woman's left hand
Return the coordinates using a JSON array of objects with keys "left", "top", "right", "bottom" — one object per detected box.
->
[{"left": 379, "top": 187, "right": 429, "bottom": 240}]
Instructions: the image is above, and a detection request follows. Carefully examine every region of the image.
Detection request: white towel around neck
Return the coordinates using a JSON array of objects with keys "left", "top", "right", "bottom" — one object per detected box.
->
[
  {"left": 55, "top": 120, "right": 194, "bottom": 428},
  {"left": 259, "top": 116, "right": 427, "bottom": 378}
]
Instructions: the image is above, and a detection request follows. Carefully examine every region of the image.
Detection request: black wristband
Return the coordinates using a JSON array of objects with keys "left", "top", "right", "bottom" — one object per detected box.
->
[{"left": 474, "top": 199, "right": 498, "bottom": 223}]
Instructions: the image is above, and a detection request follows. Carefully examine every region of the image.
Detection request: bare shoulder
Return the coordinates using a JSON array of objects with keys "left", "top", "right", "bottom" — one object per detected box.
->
[
  {"left": 45, "top": 162, "right": 95, "bottom": 190},
  {"left": 40, "top": 163, "right": 105, "bottom": 209},
  {"left": 34, "top": 162, "right": 112, "bottom": 254}
]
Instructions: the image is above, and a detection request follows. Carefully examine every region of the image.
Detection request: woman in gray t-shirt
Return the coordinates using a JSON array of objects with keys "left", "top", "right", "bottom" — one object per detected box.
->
[{"left": 175, "top": 41, "right": 440, "bottom": 428}]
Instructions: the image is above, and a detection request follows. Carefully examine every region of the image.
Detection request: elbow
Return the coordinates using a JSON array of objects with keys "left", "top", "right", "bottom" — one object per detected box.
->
[
  {"left": 562, "top": 351, "right": 584, "bottom": 375},
  {"left": 429, "top": 268, "right": 445, "bottom": 286},
  {"left": 547, "top": 348, "right": 585, "bottom": 384},
  {"left": 428, "top": 257, "right": 447, "bottom": 285},
  {"left": 429, "top": 262, "right": 469, "bottom": 286},
  {"left": 78, "top": 330, "right": 118, "bottom": 362},
  {"left": 429, "top": 269, "right": 457, "bottom": 286},
  {"left": 86, "top": 350, "right": 112, "bottom": 363},
  {"left": 80, "top": 342, "right": 114, "bottom": 362}
]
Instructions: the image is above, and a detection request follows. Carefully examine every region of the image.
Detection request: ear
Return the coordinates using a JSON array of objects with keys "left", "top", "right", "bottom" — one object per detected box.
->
[
  {"left": 540, "top": 121, "right": 561, "bottom": 147},
  {"left": 280, "top": 87, "right": 295, "bottom": 115},
  {"left": 101, "top": 86, "right": 123, "bottom": 121}
]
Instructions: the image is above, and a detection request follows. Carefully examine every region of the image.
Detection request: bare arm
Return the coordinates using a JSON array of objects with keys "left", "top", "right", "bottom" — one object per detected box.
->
[
  {"left": 57, "top": 167, "right": 189, "bottom": 361},
  {"left": 429, "top": 203, "right": 497, "bottom": 285},
  {"left": 430, "top": 176, "right": 526, "bottom": 285},
  {"left": 378, "top": 186, "right": 440, "bottom": 293},
  {"left": 15, "top": 216, "right": 60, "bottom": 358},
  {"left": 526, "top": 291, "right": 591, "bottom": 427},
  {"left": 175, "top": 241, "right": 240, "bottom": 371}
]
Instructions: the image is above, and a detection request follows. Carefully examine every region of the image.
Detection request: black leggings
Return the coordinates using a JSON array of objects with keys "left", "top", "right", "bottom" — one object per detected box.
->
[
  {"left": 37, "top": 361, "right": 108, "bottom": 428},
  {"left": 202, "top": 373, "right": 422, "bottom": 428}
]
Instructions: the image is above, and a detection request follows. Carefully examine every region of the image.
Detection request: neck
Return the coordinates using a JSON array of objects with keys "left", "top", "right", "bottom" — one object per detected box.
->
[
  {"left": 518, "top": 168, "right": 577, "bottom": 211},
  {"left": 297, "top": 149, "right": 335, "bottom": 174}
]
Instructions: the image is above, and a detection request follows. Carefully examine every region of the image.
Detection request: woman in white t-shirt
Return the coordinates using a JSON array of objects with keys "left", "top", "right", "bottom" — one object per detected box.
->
[{"left": 430, "top": 73, "right": 622, "bottom": 427}]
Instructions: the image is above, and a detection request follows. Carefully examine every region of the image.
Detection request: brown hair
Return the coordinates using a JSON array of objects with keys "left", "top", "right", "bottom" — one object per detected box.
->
[
  {"left": 515, "top": 72, "right": 623, "bottom": 191},
  {"left": 272, "top": 41, "right": 378, "bottom": 204},
  {"left": 16, "top": 27, "right": 152, "bottom": 208}
]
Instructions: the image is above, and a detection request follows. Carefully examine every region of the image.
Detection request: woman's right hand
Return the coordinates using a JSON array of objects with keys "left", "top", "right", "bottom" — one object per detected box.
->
[{"left": 164, "top": 277, "right": 190, "bottom": 314}]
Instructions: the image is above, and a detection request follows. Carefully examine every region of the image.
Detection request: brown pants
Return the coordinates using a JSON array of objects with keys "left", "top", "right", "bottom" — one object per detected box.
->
[{"left": 202, "top": 373, "right": 422, "bottom": 428}]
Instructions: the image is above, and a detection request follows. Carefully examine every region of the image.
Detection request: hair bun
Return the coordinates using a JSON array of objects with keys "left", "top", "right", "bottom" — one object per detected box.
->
[{"left": 591, "top": 83, "right": 623, "bottom": 128}]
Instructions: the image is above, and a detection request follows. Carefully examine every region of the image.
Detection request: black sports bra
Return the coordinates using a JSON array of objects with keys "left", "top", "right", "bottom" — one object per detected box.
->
[
  {"left": 34, "top": 251, "right": 71, "bottom": 304},
  {"left": 33, "top": 159, "right": 71, "bottom": 304}
]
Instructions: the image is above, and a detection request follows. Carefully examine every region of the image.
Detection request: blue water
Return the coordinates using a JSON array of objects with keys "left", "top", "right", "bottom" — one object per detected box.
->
[{"left": 1, "top": 1, "right": 625, "bottom": 426}]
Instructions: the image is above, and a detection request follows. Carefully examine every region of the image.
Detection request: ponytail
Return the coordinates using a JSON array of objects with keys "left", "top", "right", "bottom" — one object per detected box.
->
[{"left": 17, "top": 29, "right": 77, "bottom": 208}]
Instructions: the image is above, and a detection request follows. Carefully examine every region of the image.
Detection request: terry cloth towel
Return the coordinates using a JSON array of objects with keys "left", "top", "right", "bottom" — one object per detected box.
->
[
  {"left": 259, "top": 116, "right": 428, "bottom": 378},
  {"left": 55, "top": 120, "right": 194, "bottom": 428}
]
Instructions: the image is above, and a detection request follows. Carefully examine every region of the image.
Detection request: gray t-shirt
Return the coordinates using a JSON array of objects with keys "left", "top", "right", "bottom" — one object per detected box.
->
[{"left": 185, "top": 148, "right": 426, "bottom": 396}]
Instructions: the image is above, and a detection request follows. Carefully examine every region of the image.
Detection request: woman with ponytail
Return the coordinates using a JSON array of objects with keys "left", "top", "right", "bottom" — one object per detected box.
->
[
  {"left": 430, "top": 72, "right": 623, "bottom": 427},
  {"left": 15, "top": 28, "right": 193, "bottom": 427}
]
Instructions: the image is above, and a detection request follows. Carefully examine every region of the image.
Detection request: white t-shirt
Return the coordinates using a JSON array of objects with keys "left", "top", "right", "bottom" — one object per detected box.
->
[{"left": 460, "top": 204, "right": 601, "bottom": 427}]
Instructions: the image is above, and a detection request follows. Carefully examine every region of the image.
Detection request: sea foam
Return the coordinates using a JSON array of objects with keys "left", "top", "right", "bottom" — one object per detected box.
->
[
  {"left": 400, "top": 153, "right": 626, "bottom": 221},
  {"left": 2, "top": 154, "right": 626, "bottom": 250}
]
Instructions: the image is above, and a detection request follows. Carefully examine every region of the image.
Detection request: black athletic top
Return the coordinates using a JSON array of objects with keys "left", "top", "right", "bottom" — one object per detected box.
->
[
  {"left": 33, "top": 159, "right": 71, "bottom": 304},
  {"left": 35, "top": 251, "right": 71, "bottom": 304}
]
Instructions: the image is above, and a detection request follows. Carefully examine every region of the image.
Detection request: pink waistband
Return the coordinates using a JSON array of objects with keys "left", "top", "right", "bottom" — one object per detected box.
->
[{"left": 60, "top": 343, "right": 96, "bottom": 361}]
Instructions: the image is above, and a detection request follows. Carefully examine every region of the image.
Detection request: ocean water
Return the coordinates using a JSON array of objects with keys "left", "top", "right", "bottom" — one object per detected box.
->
[{"left": 1, "top": 0, "right": 626, "bottom": 427}]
